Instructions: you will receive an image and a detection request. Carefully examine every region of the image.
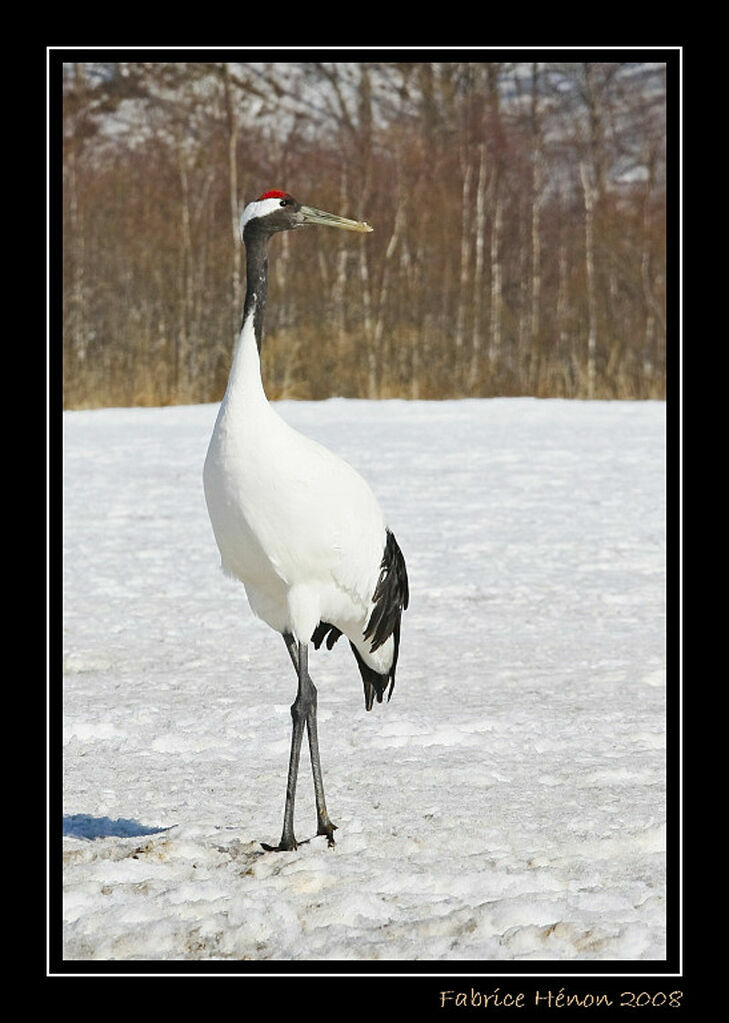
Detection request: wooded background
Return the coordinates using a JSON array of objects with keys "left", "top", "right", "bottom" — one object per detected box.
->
[{"left": 61, "top": 60, "right": 667, "bottom": 409}]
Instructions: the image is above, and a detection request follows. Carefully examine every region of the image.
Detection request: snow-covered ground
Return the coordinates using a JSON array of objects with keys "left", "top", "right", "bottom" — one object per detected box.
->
[{"left": 61, "top": 397, "right": 667, "bottom": 963}]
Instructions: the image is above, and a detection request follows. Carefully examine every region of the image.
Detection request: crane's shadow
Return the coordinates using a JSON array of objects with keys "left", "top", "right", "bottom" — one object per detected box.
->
[{"left": 63, "top": 813, "right": 172, "bottom": 840}]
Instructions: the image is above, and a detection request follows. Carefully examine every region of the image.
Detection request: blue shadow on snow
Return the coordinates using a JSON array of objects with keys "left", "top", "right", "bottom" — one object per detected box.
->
[{"left": 63, "top": 813, "right": 172, "bottom": 840}]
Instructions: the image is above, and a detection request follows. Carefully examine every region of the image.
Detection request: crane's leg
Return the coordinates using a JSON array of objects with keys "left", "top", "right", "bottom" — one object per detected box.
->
[
  {"left": 262, "top": 635, "right": 308, "bottom": 851},
  {"left": 297, "top": 642, "right": 338, "bottom": 847},
  {"left": 262, "top": 633, "right": 337, "bottom": 851}
]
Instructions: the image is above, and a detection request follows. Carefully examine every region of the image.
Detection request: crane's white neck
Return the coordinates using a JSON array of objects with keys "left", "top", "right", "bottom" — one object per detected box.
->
[{"left": 223, "top": 297, "right": 267, "bottom": 409}]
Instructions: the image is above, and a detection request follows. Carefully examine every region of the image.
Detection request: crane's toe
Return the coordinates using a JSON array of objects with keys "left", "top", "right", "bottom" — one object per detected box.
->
[
  {"left": 317, "top": 819, "right": 338, "bottom": 848},
  {"left": 260, "top": 833, "right": 299, "bottom": 852}
]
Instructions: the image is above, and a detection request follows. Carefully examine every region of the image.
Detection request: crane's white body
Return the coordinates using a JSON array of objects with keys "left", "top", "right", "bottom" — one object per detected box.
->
[{"left": 203, "top": 302, "right": 393, "bottom": 674}]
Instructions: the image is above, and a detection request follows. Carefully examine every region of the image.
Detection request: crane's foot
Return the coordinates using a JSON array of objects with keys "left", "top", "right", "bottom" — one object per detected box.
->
[
  {"left": 317, "top": 818, "right": 338, "bottom": 848},
  {"left": 261, "top": 837, "right": 298, "bottom": 852},
  {"left": 261, "top": 822, "right": 337, "bottom": 852}
]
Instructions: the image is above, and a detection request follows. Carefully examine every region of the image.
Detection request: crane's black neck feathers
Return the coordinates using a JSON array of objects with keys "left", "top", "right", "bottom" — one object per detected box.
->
[
  {"left": 241, "top": 227, "right": 271, "bottom": 352},
  {"left": 241, "top": 200, "right": 303, "bottom": 351}
]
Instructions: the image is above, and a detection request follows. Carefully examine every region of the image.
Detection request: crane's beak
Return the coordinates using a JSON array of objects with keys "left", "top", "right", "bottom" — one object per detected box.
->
[{"left": 297, "top": 205, "right": 373, "bottom": 233}]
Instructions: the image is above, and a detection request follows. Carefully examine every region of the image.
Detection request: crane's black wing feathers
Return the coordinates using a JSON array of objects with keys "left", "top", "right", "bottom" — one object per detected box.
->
[
  {"left": 311, "top": 622, "right": 342, "bottom": 650},
  {"left": 363, "top": 529, "right": 410, "bottom": 653},
  {"left": 312, "top": 529, "right": 409, "bottom": 711}
]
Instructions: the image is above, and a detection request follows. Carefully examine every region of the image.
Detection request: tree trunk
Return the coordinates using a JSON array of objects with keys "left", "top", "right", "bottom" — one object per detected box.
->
[
  {"left": 176, "top": 148, "right": 194, "bottom": 400},
  {"left": 455, "top": 160, "right": 472, "bottom": 381},
  {"left": 360, "top": 245, "right": 376, "bottom": 398},
  {"left": 67, "top": 63, "right": 88, "bottom": 373},
  {"left": 373, "top": 197, "right": 405, "bottom": 385},
  {"left": 223, "top": 63, "right": 242, "bottom": 336},
  {"left": 489, "top": 192, "right": 503, "bottom": 376},
  {"left": 331, "top": 165, "right": 349, "bottom": 349},
  {"left": 579, "top": 161, "right": 598, "bottom": 398},
  {"left": 529, "top": 147, "right": 543, "bottom": 391},
  {"left": 469, "top": 143, "right": 487, "bottom": 393}
]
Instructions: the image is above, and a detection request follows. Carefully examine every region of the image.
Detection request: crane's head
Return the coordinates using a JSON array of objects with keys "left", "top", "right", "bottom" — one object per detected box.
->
[{"left": 240, "top": 190, "right": 373, "bottom": 242}]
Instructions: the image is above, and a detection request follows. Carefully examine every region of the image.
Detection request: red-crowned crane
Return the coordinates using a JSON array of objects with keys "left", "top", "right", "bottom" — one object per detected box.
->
[{"left": 203, "top": 191, "right": 409, "bottom": 851}]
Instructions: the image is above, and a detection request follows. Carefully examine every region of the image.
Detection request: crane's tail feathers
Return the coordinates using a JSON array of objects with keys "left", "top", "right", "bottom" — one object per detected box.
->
[
  {"left": 348, "top": 641, "right": 395, "bottom": 710},
  {"left": 311, "top": 621, "right": 397, "bottom": 711}
]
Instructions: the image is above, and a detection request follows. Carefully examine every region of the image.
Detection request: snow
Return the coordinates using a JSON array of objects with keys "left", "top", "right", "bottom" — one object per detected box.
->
[{"left": 61, "top": 397, "right": 667, "bottom": 963}]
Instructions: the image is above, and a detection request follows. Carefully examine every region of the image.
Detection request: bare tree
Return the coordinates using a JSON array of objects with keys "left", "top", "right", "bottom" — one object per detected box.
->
[
  {"left": 223, "top": 63, "right": 242, "bottom": 335},
  {"left": 579, "top": 160, "right": 598, "bottom": 398}
]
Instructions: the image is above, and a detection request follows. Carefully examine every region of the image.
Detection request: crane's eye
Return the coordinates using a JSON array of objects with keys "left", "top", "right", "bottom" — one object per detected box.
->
[{"left": 279, "top": 198, "right": 293, "bottom": 207}]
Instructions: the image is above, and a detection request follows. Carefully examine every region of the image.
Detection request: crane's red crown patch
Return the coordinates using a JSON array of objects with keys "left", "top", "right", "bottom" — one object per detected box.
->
[{"left": 257, "top": 190, "right": 290, "bottom": 200}]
